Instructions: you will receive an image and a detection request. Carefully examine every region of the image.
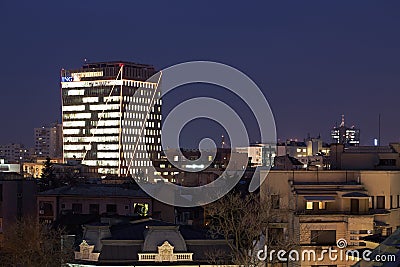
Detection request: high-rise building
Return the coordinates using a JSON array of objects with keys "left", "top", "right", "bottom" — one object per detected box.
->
[
  {"left": 61, "top": 61, "right": 161, "bottom": 177},
  {"left": 331, "top": 115, "right": 360, "bottom": 146},
  {"left": 34, "top": 123, "right": 63, "bottom": 159}
]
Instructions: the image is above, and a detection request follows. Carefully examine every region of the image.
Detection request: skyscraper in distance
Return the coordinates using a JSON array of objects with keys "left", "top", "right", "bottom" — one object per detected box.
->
[
  {"left": 331, "top": 115, "right": 360, "bottom": 146},
  {"left": 34, "top": 123, "right": 63, "bottom": 159},
  {"left": 61, "top": 61, "right": 162, "bottom": 177}
]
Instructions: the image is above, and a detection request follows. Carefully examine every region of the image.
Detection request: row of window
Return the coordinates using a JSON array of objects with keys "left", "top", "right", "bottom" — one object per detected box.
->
[
  {"left": 371, "top": 195, "right": 400, "bottom": 209},
  {"left": 64, "top": 202, "right": 149, "bottom": 216}
]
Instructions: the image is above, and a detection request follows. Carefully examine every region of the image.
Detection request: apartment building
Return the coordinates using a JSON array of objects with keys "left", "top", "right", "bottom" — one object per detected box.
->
[
  {"left": 260, "top": 170, "right": 400, "bottom": 267},
  {"left": 37, "top": 184, "right": 174, "bottom": 224}
]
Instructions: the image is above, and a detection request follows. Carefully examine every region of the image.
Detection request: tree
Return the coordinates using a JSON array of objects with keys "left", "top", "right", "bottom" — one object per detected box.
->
[
  {"left": 39, "top": 157, "right": 58, "bottom": 191},
  {"left": 0, "top": 217, "right": 74, "bottom": 267},
  {"left": 206, "top": 191, "right": 298, "bottom": 266},
  {"left": 39, "top": 157, "right": 87, "bottom": 191},
  {"left": 41, "top": 157, "right": 54, "bottom": 179}
]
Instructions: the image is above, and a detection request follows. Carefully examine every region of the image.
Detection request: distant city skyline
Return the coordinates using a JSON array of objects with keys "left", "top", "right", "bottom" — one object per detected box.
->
[{"left": 0, "top": 1, "right": 399, "bottom": 147}]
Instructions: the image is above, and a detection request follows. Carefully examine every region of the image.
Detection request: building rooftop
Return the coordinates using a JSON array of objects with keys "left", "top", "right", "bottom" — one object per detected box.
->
[
  {"left": 38, "top": 184, "right": 149, "bottom": 198},
  {"left": 104, "top": 219, "right": 211, "bottom": 241},
  {"left": 82, "top": 61, "right": 155, "bottom": 69},
  {"left": 344, "top": 146, "right": 396, "bottom": 153}
]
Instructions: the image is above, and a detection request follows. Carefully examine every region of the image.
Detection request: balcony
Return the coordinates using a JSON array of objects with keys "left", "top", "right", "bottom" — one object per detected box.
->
[
  {"left": 296, "top": 210, "right": 381, "bottom": 216},
  {"left": 138, "top": 252, "right": 193, "bottom": 262},
  {"left": 138, "top": 241, "right": 193, "bottom": 262}
]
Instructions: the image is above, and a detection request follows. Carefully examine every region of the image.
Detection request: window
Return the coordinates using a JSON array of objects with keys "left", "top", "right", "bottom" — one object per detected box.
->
[
  {"left": 306, "top": 202, "right": 313, "bottom": 210},
  {"left": 311, "top": 230, "right": 336, "bottom": 245},
  {"left": 391, "top": 196, "right": 393, "bottom": 209},
  {"left": 89, "top": 204, "right": 99, "bottom": 215},
  {"left": 378, "top": 159, "right": 396, "bottom": 166},
  {"left": 72, "top": 203, "right": 82, "bottom": 214},
  {"left": 319, "top": 202, "right": 326, "bottom": 210},
  {"left": 106, "top": 204, "right": 117, "bottom": 214},
  {"left": 271, "top": 195, "right": 280, "bottom": 209},
  {"left": 377, "top": 196, "right": 385, "bottom": 209},
  {"left": 61, "top": 204, "right": 66, "bottom": 209},
  {"left": 370, "top": 196, "right": 374, "bottom": 209},
  {"left": 386, "top": 227, "right": 392, "bottom": 236},
  {"left": 398, "top": 195, "right": 400, "bottom": 208},
  {"left": 133, "top": 203, "right": 149, "bottom": 216}
]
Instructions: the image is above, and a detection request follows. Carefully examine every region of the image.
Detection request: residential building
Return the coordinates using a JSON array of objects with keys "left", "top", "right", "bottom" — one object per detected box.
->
[
  {"left": 260, "top": 170, "right": 400, "bottom": 267},
  {"left": 235, "top": 143, "right": 276, "bottom": 167},
  {"left": 276, "top": 138, "right": 330, "bottom": 169},
  {"left": 330, "top": 143, "right": 400, "bottom": 170},
  {"left": 0, "top": 159, "right": 20, "bottom": 173},
  {"left": 37, "top": 184, "right": 174, "bottom": 224},
  {"left": 0, "top": 143, "right": 31, "bottom": 163},
  {"left": 68, "top": 218, "right": 232, "bottom": 266},
  {"left": 34, "top": 123, "right": 63, "bottom": 158},
  {"left": 152, "top": 148, "right": 248, "bottom": 184},
  {"left": 273, "top": 154, "right": 305, "bottom": 170},
  {"left": 61, "top": 61, "right": 161, "bottom": 177},
  {"left": 331, "top": 115, "right": 360, "bottom": 146},
  {"left": 22, "top": 158, "right": 63, "bottom": 178}
]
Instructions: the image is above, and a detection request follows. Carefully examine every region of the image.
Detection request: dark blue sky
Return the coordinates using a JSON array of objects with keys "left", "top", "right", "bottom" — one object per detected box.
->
[{"left": 0, "top": 1, "right": 399, "bottom": 147}]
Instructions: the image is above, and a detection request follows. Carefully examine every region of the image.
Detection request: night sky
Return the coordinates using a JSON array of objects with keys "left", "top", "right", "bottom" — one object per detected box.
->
[{"left": 0, "top": 1, "right": 399, "bottom": 148}]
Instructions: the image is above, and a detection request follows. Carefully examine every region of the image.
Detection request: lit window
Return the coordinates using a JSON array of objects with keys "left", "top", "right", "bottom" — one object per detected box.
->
[
  {"left": 318, "top": 202, "right": 326, "bottom": 210},
  {"left": 306, "top": 202, "right": 313, "bottom": 210}
]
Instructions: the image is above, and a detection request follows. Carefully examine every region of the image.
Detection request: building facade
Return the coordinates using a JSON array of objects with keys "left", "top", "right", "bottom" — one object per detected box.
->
[
  {"left": 235, "top": 143, "right": 276, "bottom": 167},
  {"left": 0, "top": 143, "right": 31, "bottom": 163},
  {"left": 34, "top": 123, "right": 63, "bottom": 159},
  {"left": 330, "top": 143, "right": 400, "bottom": 170},
  {"left": 37, "top": 184, "right": 174, "bottom": 224},
  {"left": 260, "top": 170, "right": 400, "bottom": 267},
  {"left": 61, "top": 61, "right": 161, "bottom": 177},
  {"left": 331, "top": 115, "right": 360, "bottom": 146},
  {"left": 0, "top": 173, "right": 37, "bottom": 243},
  {"left": 67, "top": 219, "right": 232, "bottom": 266}
]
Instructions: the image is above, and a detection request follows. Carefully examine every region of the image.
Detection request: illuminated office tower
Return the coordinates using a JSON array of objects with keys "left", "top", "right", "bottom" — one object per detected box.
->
[
  {"left": 61, "top": 61, "right": 162, "bottom": 176},
  {"left": 331, "top": 115, "right": 360, "bottom": 146}
]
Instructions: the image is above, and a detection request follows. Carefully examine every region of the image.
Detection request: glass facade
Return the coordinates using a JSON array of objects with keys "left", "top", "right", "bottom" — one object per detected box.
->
[{"left": 61, "top": 62, "right": 161, "bottom": 176}]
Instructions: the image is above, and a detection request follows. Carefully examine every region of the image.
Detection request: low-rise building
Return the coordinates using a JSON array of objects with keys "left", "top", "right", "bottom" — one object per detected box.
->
[
  {"left": 330, "top": 143, "right": 400, "bottom": 170},
  {"left": 0, "top": 159, "right": 20, "bottom": 173},
  {"left": 67, "top": 218, "right": 232, "bottom": 266},
  {"left": 37, "top": 184, "right": 174, "bottom": 224},
  {"left": 22, "top": 158, "right": 63, "bottom": 178},
  {"left": 260, "top": 170, "right": 400, "bottom": 267},
  {"left": 0, "top": 173, "right": 37, "bottom": 243},
  {"left": 235, "top": 143, "right": 276, "bottom": 167}
]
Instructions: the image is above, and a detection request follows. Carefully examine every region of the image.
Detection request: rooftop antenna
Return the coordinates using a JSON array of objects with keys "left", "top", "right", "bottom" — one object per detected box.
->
[{"left": 340, "top": 114, "right": 345, "bottom": 127}]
